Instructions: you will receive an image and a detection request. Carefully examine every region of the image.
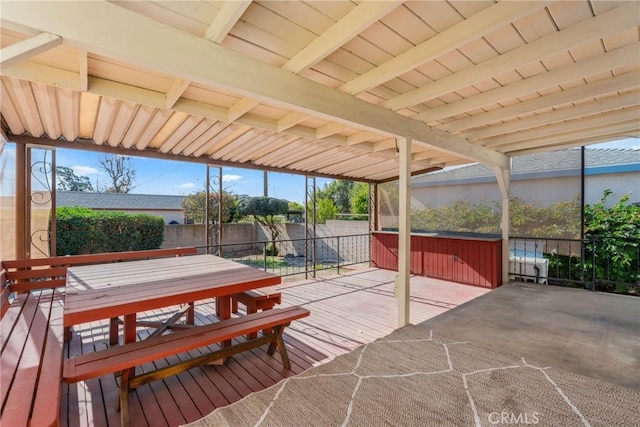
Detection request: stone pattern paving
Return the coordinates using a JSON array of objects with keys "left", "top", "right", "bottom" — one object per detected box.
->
[{"left": 189, "top": 326, "right": 640, "bottom": 427}]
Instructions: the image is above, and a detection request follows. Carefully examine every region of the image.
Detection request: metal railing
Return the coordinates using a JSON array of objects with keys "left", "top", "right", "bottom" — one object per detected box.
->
[
  {"left": 509, "top": 235, "right": 639, "bottom": 294},
  {"left": 199, "top": 233, "right": 371, "bottom": 279}
]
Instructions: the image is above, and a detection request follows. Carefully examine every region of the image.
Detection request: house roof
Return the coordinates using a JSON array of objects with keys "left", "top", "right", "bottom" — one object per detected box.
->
[
  {"left": 1, "top": 1, "right": 639, "bottom": 183},
  {"left": 412, "top": 148, "right": 640, "bottom": 184},
  {"left": 57, "top": 191, "right": 184, "bottom": 210}
]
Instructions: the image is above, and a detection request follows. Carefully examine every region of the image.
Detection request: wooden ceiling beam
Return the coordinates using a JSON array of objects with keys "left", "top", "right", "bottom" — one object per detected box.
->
[
  {"left": 1, "top": 62, "right": 386, "bottom": 156},
  {"left": 166, "top": 78, "right": 190, "bottom": 109},
  {"left": 384, "top": 2, "right": 640, "bottom": 111},
  {"left": 282, "top": 0, "right": 402, "bottom": 74},
  {"left": 441, "top": 69, "right": 640, "bottom": 134},
  {"left": 467, "top": 91, "right": 640, "bottom": 141},
  {"left": 277, "top": 111, "right": 308, "bottom": 132},
  {"left": 513, "top": 132, "right": 640, "bottom": 157},
  {"left": 483, "top": 107, "right": 640, "bottom": 148},
  {"left": 498, "top": 120, "right": 640, "bottom": 153},
  {"left": 0, "top": 32, "right": 61, "bottom": 69},
  {"left": 1, "top": 1, "right": 508, "bottom": 168},
  {"left": 78, "top": 50, "right": 88, "bottom": 91},
  {"left": 339, "top": 1, "right": 547, "bottom": 95},
  {"left": 10, "top": 134, "right": 375, "bottom": 182},
  {"left": 204, "top": 0, "right": 252, "bottom": 43}
]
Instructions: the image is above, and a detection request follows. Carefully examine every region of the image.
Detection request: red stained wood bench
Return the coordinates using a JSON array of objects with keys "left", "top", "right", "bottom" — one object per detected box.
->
[
  {"left": 1, "top": 286, "right": 65, "bottom": 427},
  {"left": 1, "top": 247, "right": 198, "bottom": 343},
  {"left": 229, "top": 288, "right": 282, "bottom": 339},
  {"left": 63, "top": 306, "right": 310, "bottom": 427}
]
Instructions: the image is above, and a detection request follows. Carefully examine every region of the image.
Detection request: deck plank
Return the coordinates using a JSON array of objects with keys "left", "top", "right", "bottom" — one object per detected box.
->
[{"left": 61, "top": 268, "right": 489, "bottom": 426}]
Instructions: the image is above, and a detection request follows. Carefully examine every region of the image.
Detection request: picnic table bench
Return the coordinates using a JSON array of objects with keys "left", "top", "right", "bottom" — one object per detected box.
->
[
  {"left": 63, "top": 306, "right": 310, "bottom": 427},
  {"left": 0, "top": 284, "right": 64, "bottom": 427},
  {"left": 0, "top": 247, "right": 197, "bottom": 425},
  {"left": 230, "top": 287, "right": 282, "bottom": 339}
]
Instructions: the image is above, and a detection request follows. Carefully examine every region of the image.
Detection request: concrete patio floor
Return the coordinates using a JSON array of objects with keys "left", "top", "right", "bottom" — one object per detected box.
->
[{"left": 419, "top": 282, "right": 640, "bottom": 391}]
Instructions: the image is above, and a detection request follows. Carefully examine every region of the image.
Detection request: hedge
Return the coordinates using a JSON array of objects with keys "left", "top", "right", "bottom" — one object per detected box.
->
[{"left": 55, "top": 206, "right": 165, "bottom": 255}]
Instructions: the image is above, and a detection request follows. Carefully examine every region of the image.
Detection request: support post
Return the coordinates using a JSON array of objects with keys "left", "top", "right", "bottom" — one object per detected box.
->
[
  {"left": 493, "top": 163, "right": 511, "bottom": 285},
  {"left": 396, "top": 137, "right": 411, "bottom": 327}
]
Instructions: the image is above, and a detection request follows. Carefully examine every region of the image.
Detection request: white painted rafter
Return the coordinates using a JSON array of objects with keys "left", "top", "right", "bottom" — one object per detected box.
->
[
  {"left": 502, "top": 120, "right": 639, "bottom": 154},
  {"left": 204, "top": 0, "right": 252, "bottom": 43},
  {"left": 78, "top": 50, "right": 88, "bottom": 91},
  {"left": 0, "top": 32, "right": 61, "bottom": 69},
  {"left": 282, "top": 0, "right": 402, "bottom": 73},
  {"left": 438, "top": 69, "right": 640, "bottom": 133},
  {"left": 466, "top": 91, "right": 640, "bottom": 141},
  {"left": 339, "top": 1, "right": 548, "bottom": 95},
  {"left": 483, "top": 107, "right": 640, "bottom": 148},
  {"left": 383, "top": 2, "right": 640, "bottom": 111},
  {"left": 1, "top": 1, "right": 508, "bottom": 168},
  {"left": 424, "top": 44, "right": 640, "bottom": 125},
  {"left": 165, "top": 78, "right": 190, "bottom": 109},
  {"left": 277, "top": 111, "right": 308, "bottom": 132}
]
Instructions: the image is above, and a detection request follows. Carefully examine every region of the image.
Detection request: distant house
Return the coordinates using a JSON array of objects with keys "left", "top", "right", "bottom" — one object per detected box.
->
[
  {"left": 56, "top": 191, "right": 186, "bottom": 224},
  {"left": 411, "top": 148, "right": 639, "bottom": 208}
]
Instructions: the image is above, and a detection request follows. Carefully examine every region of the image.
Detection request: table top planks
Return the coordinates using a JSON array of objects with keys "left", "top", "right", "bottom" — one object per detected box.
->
[{"left": 64, "top": 254, "right": 281, "bottom": 327}]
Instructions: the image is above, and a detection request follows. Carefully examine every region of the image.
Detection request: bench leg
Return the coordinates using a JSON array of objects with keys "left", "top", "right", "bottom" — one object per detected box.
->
[
  {"left": 187, "top": 302, "right": 195, "bottom": 325},
  {"left": 245, "top": 301, "right": 258, "bottom": 340},
  {"left": 267, "top": 324, "right": 291, "bottom": 370},
  {"left": 117, "top": 368, "right": 132, "bottom": 427},
  {"left": 216, "top": 297, "right": 232, "bottom": 348},
  {"left": 109, "top": 317, "right": 119, "bottom": 345},
  {"left": 231, "top": 297, "right": 239, "bottom": 314}
]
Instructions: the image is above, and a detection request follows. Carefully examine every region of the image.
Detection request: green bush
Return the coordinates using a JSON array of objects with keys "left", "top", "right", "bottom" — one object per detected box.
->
[{"left": 55, "top": 206, "right": 165, "bottom": 255}]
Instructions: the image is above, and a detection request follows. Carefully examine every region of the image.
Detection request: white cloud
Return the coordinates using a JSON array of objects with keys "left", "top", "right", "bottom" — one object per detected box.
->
[
  {"left": 72, "top": 165, "right": 100, "bottom": 175},
  {"left": 223, "top": 174, "right": 242, "bottom": 182},
  {"left": 176, "top": 182, "right": 196, "bottom": 189}
]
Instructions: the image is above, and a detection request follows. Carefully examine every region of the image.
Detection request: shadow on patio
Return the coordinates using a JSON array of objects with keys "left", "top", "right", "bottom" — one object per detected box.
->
[{"left": 61, "top": 267, "right": 489, "bottom": 426}]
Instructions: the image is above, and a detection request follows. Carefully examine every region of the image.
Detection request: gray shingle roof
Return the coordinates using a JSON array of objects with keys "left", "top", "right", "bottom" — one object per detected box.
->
[
  {"left": 413, "top": 148, "right": 639, "bottom": 184},
  {"left": 57, "top": 191, "right": 184, "bottom": 210}
]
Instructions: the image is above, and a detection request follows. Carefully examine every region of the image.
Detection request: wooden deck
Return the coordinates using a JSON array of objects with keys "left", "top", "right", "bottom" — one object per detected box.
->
[{"left": 61, "top": 267, "right": 490, "bottom": 426}]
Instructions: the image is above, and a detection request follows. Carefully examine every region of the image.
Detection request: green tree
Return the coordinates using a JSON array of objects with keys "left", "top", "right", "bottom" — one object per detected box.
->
[
  {"left": 350, "top": 182, "right": 369, "bottom": 216},
  {"left": 317, "top": 180, "right": 354, "bottom": 213},
  {"left": 584, "top": 189, "right": 640, "bottom": 289},
  {"left": 237, "top": 196, "right": 289, "bottom": 255},
  {"left": 99, "top": 155, "right": 136, "bottom": 193},
  {"left": 315, "top": 198, "right": 338, "bottom": 224},
  {"left": 56, "top": 166, "right": 94, "bottom": 192},
  {"left": 288, "top": 201, "right": 305, "bottom": 212},
  {"left": 181, "top": 190, "right": 238, "bottom": 224}
]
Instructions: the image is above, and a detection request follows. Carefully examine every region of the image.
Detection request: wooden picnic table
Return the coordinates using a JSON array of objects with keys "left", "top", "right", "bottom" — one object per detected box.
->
[{"left": 64, "top": 254, "right": 281, "bottom": 344}]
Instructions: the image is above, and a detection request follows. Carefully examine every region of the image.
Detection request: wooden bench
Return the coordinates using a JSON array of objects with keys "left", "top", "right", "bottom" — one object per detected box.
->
[
  {"left": 229, "top": 288, "right": 282, "bottom": 339},
  {"left": 63, "top": 306, "right": 310, "bottom": 427},
  {"left": 2, "top": 247, "right": 198, "bottom": 343},
  {"left": 1, "top": 286, "right": 65, "bottom": 427}
]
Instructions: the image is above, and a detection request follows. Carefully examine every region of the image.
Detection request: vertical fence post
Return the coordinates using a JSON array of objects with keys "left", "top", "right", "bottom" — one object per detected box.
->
[
  {"left": 590, "top": 235, "right": 596, "bottom": 291},
  {"left": 337, "top": 236, "right": 340, "bottom": 275},
  {"left": 263, "top": 242, "right": 267, "bottom": 272}
]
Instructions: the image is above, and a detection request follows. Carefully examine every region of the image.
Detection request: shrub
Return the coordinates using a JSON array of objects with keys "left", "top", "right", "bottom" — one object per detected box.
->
[{"left": 55, "top": 206, "right": 164, "bottom": 255}]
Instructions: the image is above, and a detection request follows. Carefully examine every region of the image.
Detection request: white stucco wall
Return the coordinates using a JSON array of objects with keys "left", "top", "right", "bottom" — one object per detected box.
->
[{"left": 411, "top": 171, "right": 638, "bottom": 209}]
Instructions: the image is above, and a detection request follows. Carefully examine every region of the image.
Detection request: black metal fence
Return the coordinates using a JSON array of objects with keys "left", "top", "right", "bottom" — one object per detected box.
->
[
  {"left": 509, "top": 235, "right": 639, "bottom": 294},
  {"left": 199, "top": 233, "right": 371, "bottom": 279}
]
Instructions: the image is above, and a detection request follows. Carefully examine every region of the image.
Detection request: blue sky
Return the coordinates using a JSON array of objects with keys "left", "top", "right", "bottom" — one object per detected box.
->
[
  {"left": 55, "top": 149, "right": 333, "bottom": 204},
  {"left": 2, "top": 138, "right": 637, "bottom": 202}
]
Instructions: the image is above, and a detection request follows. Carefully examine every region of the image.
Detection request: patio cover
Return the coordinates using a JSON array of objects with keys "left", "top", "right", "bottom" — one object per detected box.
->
[{"left": 1, "top": 1, "right": 638, "bottom": 182}]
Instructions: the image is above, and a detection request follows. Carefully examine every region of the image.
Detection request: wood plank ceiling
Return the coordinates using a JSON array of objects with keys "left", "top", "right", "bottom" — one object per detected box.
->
[{"left": 0, "top": 1, "right": 638, "bottom": 183}]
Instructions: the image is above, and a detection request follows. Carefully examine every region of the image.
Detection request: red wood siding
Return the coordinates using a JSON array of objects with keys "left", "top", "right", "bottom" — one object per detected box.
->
[
  {"left": 370, "top": 233, "right": 422, "bottom": 275},
  {"left": 371, "top": 232, "right": 502, "bottom": 288}
]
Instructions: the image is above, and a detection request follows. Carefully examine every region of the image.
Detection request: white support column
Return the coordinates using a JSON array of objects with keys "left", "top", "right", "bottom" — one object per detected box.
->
[
  {"left": 396, "top": 137, "right": 411, "bottom": 327},
  {"left": 493, "top": 163, "right": 511, "bottom": 284}
]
